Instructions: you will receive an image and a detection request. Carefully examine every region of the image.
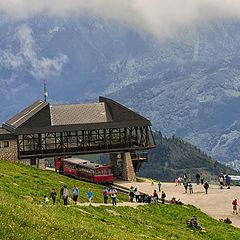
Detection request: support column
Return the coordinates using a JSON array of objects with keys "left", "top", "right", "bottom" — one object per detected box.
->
[{"left": 122, "top": 152, "right": 136, "bottom": 181}]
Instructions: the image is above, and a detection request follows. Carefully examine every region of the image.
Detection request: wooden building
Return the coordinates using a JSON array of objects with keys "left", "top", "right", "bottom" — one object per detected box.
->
[{"left": 0, "top": 97, "right": 155, "bottom": 180}]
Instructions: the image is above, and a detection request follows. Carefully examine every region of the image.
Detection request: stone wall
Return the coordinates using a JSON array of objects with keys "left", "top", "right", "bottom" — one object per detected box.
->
[
  {"left": 0, "top": 139, "right": 18, "bottom": 162},
  {"left": 122, "top": 152, "right": 136, "bottom": 181},
  {"left": 110, "top": 152, "right": 136, "bottom": 181},
  {"left": 0, "top": 139, "right": 45, "bottom": 169}
]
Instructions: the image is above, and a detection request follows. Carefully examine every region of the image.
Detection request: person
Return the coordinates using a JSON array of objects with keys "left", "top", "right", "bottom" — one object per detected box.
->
[
  {"left": 225, "top": 174, "right": 231, "bottom": 189},
  {"left": 183, "top": 173, "right": 188, "bottom": 182},
  {"left": 157, "top": 181, "right": 162, "bottom": 191},
  {"left": 72, "top": 185, "right": 79, "bottom": 205},
  {"left": 183, "top": 181, "right": 188, "bottom": 193},
  {"left": 50, "top": 189, "right": 57, "bottom": 205},
  {"left": 44, "top": 195, "right": 49, "bottom": 205},
  {"left": 177, "top": 177, "right": 182, "bottom": 185},
  {"left": 102, "top": 187, "right": 109, "bottom": 204},
  {"left": 62, "top": 185, "right": 69, "bottom": 206},
  {"left": 232, "top": 199, "right": 238, "bottom": 215},
  {"left": 170, "top": 197, "right": 183, "bottom": 205},
  {"left": 134, "top": 187, "right": 141, "bottom": 203},
  {"left": 203, "top": 181, "right": 209, "bottom": 194},
  {"left": 110, "top": 188, "right": 117, "bottom": 206},
  {"left": 152, "top": 189, "right": 158, "bottom": 204},
  {"left": 200, "top": 173, "right": 204, "bottom": 185},
  {"left": 195, "top": 173, "right": 200, "bottom": 185},
  {"left": 170, "top": 197, "right": 177, "bottom": 204},
  {"left": 161, "top": 190, "right": 166, "bottom": 204},
  {"left": 188, "top": 182, "right": 193, "bottom": 194},
  {"left": 151, "top": 179, "right": 154, "bottom": 186},
  {"left": 129, "top": 186, "right": 135, "bottom": 202},
  {"left": 219, "top": 174, "right": 225, "bottom": 189},
  {"left": 175, "top": 177, "right": 178, "bottom": 186},
  {"left": 60, "top": 185, "right": 64, "bottom": 199},
  {"left": 189, "top": 216, "right": 204, "bottom": 231},
  {"left": 87, "top": 188, "right": 93, "bottom": 204}
]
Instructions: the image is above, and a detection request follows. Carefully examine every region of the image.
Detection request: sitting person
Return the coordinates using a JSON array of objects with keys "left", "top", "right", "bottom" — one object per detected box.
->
[
  {"left": 171, "top": 197, "right": 183, "bottom": 205},
  {"left": 189, "top": 216, "right": 205, "bottom": 231}
]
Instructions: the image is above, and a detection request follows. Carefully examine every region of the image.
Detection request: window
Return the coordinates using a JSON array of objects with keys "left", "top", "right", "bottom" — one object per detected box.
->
[{"left": 3, "top": 141, "right": 9, "bottom": 148}]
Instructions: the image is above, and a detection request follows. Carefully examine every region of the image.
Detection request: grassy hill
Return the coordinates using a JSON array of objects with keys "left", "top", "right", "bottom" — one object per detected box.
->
[
  {"left": 139, "top": 132, "right": 239, "bottom": 182},
  {"left": 1, "top": 160, "right": 240, "bottom": 239}
]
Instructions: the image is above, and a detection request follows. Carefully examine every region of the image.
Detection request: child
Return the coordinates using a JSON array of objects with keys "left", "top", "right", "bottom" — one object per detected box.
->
[
  {"left": 87, "top": 188, "right": 93, "bottom": 204},
  {"left": 44, "top": 195, "right": 49, "bottom": 205},
  {"left": 188, "top": 182, "right": 193, "bottom": 194}
]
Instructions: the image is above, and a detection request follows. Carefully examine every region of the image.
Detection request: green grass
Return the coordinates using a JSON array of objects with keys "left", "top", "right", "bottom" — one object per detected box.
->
[{"left": 0, "top": 160, "right": 239, "bottom": 240}]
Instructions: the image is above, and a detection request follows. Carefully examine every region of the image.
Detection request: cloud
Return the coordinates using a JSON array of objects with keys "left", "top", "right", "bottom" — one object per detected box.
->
[
  {"left": 0, "top": 25, "right": 68, "bottom": 79},
  {"left": 1, "top": 1, "right": 240, "bottom": 38}
]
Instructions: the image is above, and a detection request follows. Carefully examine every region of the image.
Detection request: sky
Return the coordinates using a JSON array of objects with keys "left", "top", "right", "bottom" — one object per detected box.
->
[{"left": 1, "top": 0, "right": 240, "bottom": 38}]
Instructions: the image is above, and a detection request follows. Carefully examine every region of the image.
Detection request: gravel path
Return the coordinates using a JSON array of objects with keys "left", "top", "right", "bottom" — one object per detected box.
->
[{"left": 114, "top": 179, "right": 240, "bottom": 228}]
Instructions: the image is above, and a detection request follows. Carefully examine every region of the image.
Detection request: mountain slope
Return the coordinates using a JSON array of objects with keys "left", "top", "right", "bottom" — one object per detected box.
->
[{"left": 139, "top": 132, "right": 239, "bottom": 181}]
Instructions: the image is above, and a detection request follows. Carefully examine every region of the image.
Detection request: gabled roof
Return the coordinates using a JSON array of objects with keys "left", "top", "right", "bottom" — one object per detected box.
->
[
  {"left": 2, "top": 97, "right": 151, "bottom": 134},
  {"left": 3, "top": 101, "right": 48, "bottom": 132}
]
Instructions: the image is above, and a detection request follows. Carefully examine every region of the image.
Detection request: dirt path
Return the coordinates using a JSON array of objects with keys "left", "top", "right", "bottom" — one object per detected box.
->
[{"left": 114, "top": 179, "right": 240, "bottom": 228}]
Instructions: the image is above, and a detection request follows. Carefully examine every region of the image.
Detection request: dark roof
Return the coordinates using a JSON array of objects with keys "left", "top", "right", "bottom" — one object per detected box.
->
[
  {"left": 2, "top": 97, "right": 151, "bottom": 134},
  {"left": 0, "top": 128, "right": 16, "bottom": 140}
]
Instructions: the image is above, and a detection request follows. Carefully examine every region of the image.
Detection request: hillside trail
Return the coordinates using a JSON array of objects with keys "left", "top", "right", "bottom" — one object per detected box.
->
[{"left": 114, "top": 179, "right": 240, "bottom": 228}]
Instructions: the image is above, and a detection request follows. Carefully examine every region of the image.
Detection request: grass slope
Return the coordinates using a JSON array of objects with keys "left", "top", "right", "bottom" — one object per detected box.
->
[{"left": 0, "top": 160, "right": 239, "bottom": 240}]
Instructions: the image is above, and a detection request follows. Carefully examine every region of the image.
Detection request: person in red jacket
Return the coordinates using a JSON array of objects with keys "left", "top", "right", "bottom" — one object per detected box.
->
[{"left": 232, "top": 199, "right": 238, "bottom": 214}]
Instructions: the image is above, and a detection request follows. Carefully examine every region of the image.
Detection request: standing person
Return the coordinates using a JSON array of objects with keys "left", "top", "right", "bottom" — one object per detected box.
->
[
  {"left": 195, "top": 173, "right": 200, "bottom": 185},
  {"left": 188, "top": 182, "right": 193, "bottom": 194},
  {"left": 72, "top": 185, "right": 79, "bottom": 205},
  {"left": 87, "top": 188, "right": 93, "bottom": 204},
  {"left": 225, "top": 174, "right": 231, "bottom": 189},
  {"left": 183, "top": 181, "right": 188, "bottom": 193},
  {"left": 62, "top": 185, "right": 69, "bottom": 206},
  {"left": 102, "top": 187, "right": 109, "bottom": 204},
  {"left": 60, "top": 185, "right": 64, "bottom": 199},
  {"left": 219, "top": 174, "right": 224, "bottom": 189},
  {"left": 161, "top": 190, "right": 166, "bottom": 204},
  {"left": 134, "top": 187, "right": 140, "bottom": 203},
  {"left": 183, "top": 173, "right": 188, "bottom": 183},
  {"left": 200, "top": 173, "right": 204, "bottom": 185},
  {"left": 232, "top": 199, "right": 238, "bottom": 215},
  {"left": 157, "top": 181, "right": 162, "bottom": 192},
  {"left": 50, "top": 189, "right": 57, "bottom": 205},
  {"left": 177, "top": 177, "right": 182, "bottom": 185},
  {"left": 110, "top": 188, "right": 117, "bottom": 206},
  {"left": 129, "top": 186, "right": 135, "bottom": 202},
  {"left": 203, "top": 181, "right": 209, "bottom": 194},
  {"left": 153, "top": 190, "right": 158, "bottom": 204},
  {"left": 175, "top": 177, "right": 178, "bottom": 186}
]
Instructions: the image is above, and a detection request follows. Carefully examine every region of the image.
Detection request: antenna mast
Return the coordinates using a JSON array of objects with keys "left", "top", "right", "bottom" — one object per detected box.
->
[{"left": 43, "top": 80, "right": 48, "bottom": 102}]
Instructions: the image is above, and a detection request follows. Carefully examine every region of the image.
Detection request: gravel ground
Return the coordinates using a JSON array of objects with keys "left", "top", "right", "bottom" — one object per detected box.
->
[{"left": 115, "top": 179, "right": 240, "bottom": 228}]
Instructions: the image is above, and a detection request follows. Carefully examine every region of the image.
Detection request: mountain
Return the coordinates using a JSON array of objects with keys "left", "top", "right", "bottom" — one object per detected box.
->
[
  {"left": 1, "top": 16, "right": 240, "bottom": 167},
  {"left": 138, "top": 132, "right": 239, "bottom": 182}
]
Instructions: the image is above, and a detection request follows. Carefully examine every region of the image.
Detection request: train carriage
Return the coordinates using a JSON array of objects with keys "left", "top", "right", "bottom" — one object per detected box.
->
[{"left": 54, "top": 157, "right": 113, "bottom": 184}]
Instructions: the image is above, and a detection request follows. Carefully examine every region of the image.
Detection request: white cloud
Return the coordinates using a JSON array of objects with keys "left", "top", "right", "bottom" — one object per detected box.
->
[
  {"left": 1, "top": 1, "right": 240, "bottom": 38},
  {"left": 0, "top": 25, "right": 68, "bottom": 79}
]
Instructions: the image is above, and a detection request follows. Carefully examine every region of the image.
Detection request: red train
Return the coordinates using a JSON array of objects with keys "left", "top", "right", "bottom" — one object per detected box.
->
[{"left": 54, "top": 156, "right": 114, "bottom": 184}]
